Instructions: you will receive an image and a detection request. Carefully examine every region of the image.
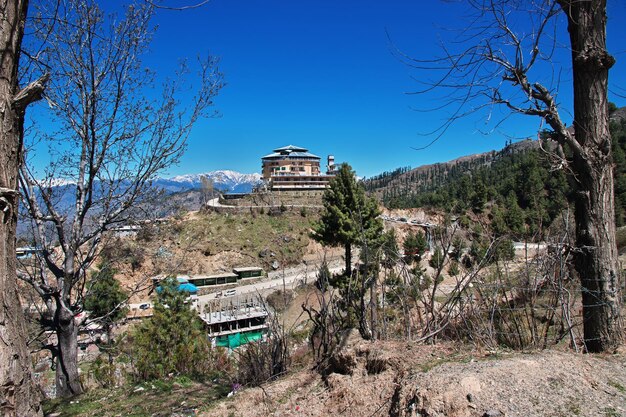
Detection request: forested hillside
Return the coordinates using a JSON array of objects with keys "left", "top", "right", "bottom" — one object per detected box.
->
[{"left": 366, "top": 105, "right": 626, "bottom": 236}]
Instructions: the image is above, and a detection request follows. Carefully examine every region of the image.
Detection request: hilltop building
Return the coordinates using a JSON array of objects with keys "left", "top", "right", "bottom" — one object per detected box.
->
[{"left": 261, "top": 144, "right": 336, "bottom": 190}]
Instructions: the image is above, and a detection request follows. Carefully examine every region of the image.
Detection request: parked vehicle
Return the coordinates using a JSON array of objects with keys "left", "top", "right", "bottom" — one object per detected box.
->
[
  {"left": 139, "top": 303, "right": 150, "bottom": 310},
  {"left": 224, "top": 289, "right": 237, "bottom": 297}
]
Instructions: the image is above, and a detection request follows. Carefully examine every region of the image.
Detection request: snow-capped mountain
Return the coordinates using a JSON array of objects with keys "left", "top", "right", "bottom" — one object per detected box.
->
[{"left": 154, "top": 170, "right": 262, "bottom": 194}]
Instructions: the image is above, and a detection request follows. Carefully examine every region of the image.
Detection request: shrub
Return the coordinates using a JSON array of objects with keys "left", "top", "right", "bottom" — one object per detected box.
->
[
  {"left": 236, "top": 319, "right": 289, "bottom": 387},
  {"left": 266, "top": 289, "right": 293, "bottom": 312},
  {"left": 429, "top": 247, "right": 445, "bottom": 270}
]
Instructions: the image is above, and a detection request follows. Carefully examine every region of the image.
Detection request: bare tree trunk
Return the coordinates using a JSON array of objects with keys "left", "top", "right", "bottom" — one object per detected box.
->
[
  {"left": 560, "top": 0, "right": 622, "bottom": 352},
  {"left": 55, "top": 308, "right": 82, "bottom": 397},
  {"left": 358, "top": 280, "right": 371, "bottom": 340},
  {"left": 344, "top": 243, "right": 352, "bottom": 277},
  {"left": 369, "top": 272, "right": 378, "bottom": 340},
  {"left": 572, "top": 145, "right": 621, "bottom": 352},
  {"left": 0, "top": 1, "right": 43, "bottom": 415}
]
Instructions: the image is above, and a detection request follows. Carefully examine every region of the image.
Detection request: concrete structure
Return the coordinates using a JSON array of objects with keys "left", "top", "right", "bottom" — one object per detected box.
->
[
  {"left": 200, "top": 295, "right": 269, "bottom": 348},
  {"left": 110, "top": 225, "right": 141, "bottom": 238},
  {"left": 261, "top": 144, "right": 335, "bottom": 190},
  {"left": 16, "top": 246, "right": 42, "bottom": 259}
]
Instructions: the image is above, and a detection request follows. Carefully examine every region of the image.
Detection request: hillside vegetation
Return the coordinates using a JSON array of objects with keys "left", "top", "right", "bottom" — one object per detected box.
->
[
  {"left": 366, "top": 107, "right": 626, "bottom": 236},
  {"left": 100, "top": 208, "right": 323, "bottom": 287}
]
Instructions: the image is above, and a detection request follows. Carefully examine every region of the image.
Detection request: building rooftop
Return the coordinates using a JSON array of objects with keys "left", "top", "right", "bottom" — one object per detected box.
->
[
  {"left": 233, "top": 267, "right": 264, "bottom": 272},
  {"left": 273, "top": 144, "right": 308, "bottom": 153},
  {"left": 200, "top": 306, "right": 268, "bottom": 325},
  {"left": 192, "top": 273, "right": 238, "bottom": 279},
  {"left": 261, "top": 151, "right": 321, "bottom": 160}
]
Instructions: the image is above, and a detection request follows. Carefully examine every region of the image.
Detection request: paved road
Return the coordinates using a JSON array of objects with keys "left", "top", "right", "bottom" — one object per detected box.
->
[
  {"left": 129, "top": 257, "right": 347, "bottom": 314},
  {"left": 195, "top": 258, "right": 345, "bottom": 307}
]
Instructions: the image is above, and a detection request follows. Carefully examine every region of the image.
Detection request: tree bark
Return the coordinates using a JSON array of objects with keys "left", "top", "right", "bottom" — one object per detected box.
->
[
  {"left": 560, "top": 0, "right": 622, "bottom": 352},
  {"left": 0, "top": 1, "right": 43, "bottom": 415},
  {"left": 55, "top": 307, "right": 82, "bottom": 397},
  {"left": 369, "top": 272, "right": 378, "bottom": 340},
  {"left": 358, "top": 265, "right": 371, "bottom": 340}
]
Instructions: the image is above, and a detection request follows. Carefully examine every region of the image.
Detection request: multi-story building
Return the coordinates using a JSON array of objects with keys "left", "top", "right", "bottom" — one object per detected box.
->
[{"left": 261, "top": 144, "right": 335, "bottom": 190}]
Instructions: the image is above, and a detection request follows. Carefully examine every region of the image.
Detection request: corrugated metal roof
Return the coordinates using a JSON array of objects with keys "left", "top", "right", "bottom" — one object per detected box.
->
[
  {"left": 233, "top": 267, "right": 263, "bottom": 272},
  {"left": 261, "top": 151, "right": 320, "bottom": 159},
  {"left": 273, "top": 144, "right": 308, "bottom": 152}
]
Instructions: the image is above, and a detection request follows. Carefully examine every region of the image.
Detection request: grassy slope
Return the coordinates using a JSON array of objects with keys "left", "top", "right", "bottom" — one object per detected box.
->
[
  {"left": 169, "top": 209, "right": 318, "bottom": 268},
  {"left": 43, "top": 377, "right": 230, "bottom": 417},
  {"left": 105, "top": 208, "right": 322, "bottom": 293}
]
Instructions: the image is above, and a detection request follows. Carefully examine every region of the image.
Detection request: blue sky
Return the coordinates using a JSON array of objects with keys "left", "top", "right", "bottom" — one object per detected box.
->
[{"left": 30, "top": 0, "right": 626, "bottom": 179}]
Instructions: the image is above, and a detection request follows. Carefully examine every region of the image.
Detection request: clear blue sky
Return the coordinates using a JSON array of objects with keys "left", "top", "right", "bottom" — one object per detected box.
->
[{"left": 33, "top": 0, "right": 626, "bottom": 178}]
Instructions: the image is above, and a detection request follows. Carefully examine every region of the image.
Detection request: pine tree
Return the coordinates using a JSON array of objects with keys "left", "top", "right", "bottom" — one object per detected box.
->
[
  {"left": 85, "top": 265, "right": 127, "bottom": 321},
  {"left": 84, "top": 264, "right": 128, "bottom": 339},
  {"left": 403, "top": 230, "right": 428, "bottom": 264},
  {"left": 503, "top": 191, "right": 526, "bottom": 237},
  {"left": 429, "top": 247, "right": 445, "bottom": 270},
  {"left": 131, "top": 277, "right": 214, "bottom": 381},
  {"left": 379, "top": 229, "right": 400, "bottom": 268},
  {"left": 312, "top": 164, "right": 382, "bottom": 276}
]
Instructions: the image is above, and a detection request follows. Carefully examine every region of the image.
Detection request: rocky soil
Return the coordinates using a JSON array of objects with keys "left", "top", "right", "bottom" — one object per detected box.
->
[{"left": 203, "top": 332, "right": 626, "bottom": 417}]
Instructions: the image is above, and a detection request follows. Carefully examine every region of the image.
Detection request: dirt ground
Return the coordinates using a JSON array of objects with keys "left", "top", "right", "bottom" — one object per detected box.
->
[{"left": 202, "top": 332, "right": 626, "bottom": 417}]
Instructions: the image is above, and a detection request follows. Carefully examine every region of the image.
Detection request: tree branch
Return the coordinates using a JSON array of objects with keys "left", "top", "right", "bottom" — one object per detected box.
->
[{"left": 12, "top": 73, "right": 50, "bottom": 111}]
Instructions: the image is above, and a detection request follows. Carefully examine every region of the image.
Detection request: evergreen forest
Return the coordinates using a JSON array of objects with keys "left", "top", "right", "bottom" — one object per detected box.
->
[{"left": 365, "top": 106, "right": 626, "bottom": 239}]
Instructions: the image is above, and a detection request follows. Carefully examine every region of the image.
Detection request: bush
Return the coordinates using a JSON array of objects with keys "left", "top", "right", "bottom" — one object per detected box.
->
[
  {"left": 429, "top": 247, "right": 445, "bottom": 269},
  {"left": 100, "top": 239, "right": 145, "bottom": 271},
  {"left": 448, "top": 260, "right": 460, "bottom": 276},
  {"left": 266, "top": 289, "right": 292, "bottom": 312},
  {"left": 315, "top": 262, "right": 331, "bottom": 292},
  {"left": 90, "top": 354, "right": 119, "bottom": 388},
  {"left": 136, "top": 223, "right": 157, "bottom": 242},
  {"left": 236, "top": 320, "right": 289, "bottom": 387}
]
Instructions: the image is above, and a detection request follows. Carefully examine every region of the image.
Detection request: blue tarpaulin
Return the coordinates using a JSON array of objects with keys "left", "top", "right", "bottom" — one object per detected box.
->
[
  {"left": 177, "top": 282, "right": 198, "bottom": 294},
  {"left": 155, "top": 281, "right": 198, "bottom": 294}
]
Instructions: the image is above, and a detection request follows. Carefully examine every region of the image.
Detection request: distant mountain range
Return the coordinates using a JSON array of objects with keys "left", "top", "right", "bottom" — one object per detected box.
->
[
  {"left": 153, "top": 170, "right": 262, "bottom": 194},
  {"left": 17, "top": 170, "right": 261, "bottom": 230}
]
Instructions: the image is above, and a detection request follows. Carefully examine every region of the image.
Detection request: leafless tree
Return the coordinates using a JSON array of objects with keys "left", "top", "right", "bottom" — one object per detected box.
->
[
  {"left": 0, "top": 1, "right": 46, "bottom": 415},
  {"left": 400, "top": 0, "right": 620, "bottom": 352},
  {"left": 200, "top": 174, "right": 215, "bottom": 205},
  {"left": 17, "top": 0, "right": 223, "bottom": 397}
]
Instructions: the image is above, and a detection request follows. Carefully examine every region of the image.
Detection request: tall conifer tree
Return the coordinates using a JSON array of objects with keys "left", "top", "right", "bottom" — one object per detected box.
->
[{"left": 312, "top": 164, "right": 382, "bottom": 277}]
